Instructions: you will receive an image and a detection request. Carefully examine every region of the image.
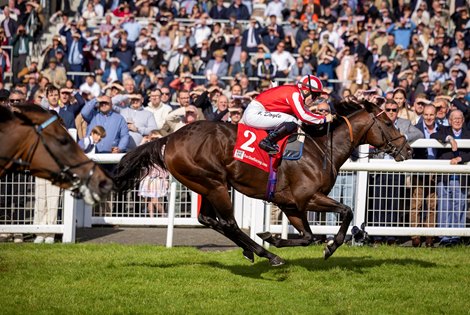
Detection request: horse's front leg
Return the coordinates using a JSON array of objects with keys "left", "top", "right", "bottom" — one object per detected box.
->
[
  {"left": 257, "top": 207, "right": 315, "bottom": 247},
  {"left": 305, "top": 193, "right": 353, "bottom": 260}
]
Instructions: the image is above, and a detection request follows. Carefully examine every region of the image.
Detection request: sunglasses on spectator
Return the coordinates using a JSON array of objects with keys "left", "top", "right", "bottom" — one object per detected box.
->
[
  {"left": 9, "top": 99, "right": 22, "bottom": 103},
  {"left": 98, "top": 101, "right": 110, "bottom": 106},
  {"left": 385, "top": 108, "right": 398, "bottom": 112},
  {"left": 162, "top": 92, "right": 170, "bottom": 95},
  {"left": 317, "top": 109, "right": 330, "bottom": 113}
]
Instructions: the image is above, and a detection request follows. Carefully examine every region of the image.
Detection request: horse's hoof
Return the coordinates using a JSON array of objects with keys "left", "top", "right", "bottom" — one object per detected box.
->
[
  {"left": 323, "top": 246, "right": 333, "bottom": 260},
  {"left": 257, "top": 231, "right": 273, "bottom": 241},
  {"left": 243, "top": 250, "right": 254, "bottom": 263},
  {"left": 269, "top": 256, "right": 285, "bottom": 267}
]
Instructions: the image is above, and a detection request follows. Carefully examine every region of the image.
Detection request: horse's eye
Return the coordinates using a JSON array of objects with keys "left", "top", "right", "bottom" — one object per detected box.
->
[{"left": 59, "top": 137, "right": 70, "bottom": 145}]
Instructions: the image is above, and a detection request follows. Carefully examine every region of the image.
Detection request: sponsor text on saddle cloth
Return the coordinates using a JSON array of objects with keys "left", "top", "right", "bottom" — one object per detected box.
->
[{"left": 233, "top": 123, "right": 290, "bottom": 172}]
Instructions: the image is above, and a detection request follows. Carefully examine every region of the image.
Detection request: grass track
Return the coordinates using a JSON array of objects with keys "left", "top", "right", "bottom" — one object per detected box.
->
[{"left": 1, "top": 244, "right": 469, "bottom": 315}]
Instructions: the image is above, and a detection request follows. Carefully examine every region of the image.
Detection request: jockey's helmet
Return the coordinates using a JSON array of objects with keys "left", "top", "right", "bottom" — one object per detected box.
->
[{"left": 298, "top": 75, "right": 323, "bottom": 97}]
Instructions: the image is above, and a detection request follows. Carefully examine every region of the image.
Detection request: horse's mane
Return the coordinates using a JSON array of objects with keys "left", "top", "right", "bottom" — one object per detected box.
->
[{"left": 301, "top": 99, "right": 366, "bottom": 136}]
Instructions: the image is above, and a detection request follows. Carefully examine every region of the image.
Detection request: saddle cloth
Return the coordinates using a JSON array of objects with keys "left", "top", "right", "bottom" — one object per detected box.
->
[{"left": 233, "top": 123, "right": 304, "bottom": 172}]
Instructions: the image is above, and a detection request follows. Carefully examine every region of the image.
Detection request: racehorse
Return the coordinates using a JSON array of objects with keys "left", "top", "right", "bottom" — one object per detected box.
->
[
  {"left": 115, "top": 97, "right": 412, "bottom": 266},
  {"left": 0, "top": 103, "right": 113, "bottom": 204}
]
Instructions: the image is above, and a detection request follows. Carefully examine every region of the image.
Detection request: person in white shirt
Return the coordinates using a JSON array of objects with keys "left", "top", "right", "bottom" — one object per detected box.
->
[
  {"left": 145, "top": 88, "right": 173, "bottom": 130},
  {"left": 79, "top": 125, "right": 106, "bottom": 154},
  {"left": 270, "top": 41, "right": 295, "bottom": 78},
  {"left": 264, "top": 0, "right": 283, "bottom": 19},
  {"left": 79, "top": 74, "right": 101, "bottom": 98},
  {"left": 193, "top": 14, "right": 212, "bottom": 48}
]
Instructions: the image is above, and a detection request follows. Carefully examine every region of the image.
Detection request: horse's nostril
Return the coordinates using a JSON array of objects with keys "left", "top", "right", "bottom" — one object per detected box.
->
[{"left": 100, "top": 179, "right": 113, "bottom": 194}]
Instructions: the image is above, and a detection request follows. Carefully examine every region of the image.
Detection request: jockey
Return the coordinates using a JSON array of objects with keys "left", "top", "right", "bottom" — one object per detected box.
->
[{"left": 241, "top": 74, "right": 333, "bottom": 154}]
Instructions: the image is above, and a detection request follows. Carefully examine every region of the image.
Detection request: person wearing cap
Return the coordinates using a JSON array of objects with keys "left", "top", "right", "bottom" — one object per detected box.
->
[
  {"left": 102, "top": 57, "right": 124, "bottom": 84},
  {"left": 257, "top": 53, "right": 277, "bottom": 89},
  {"left": 205, "top": 49, "right": 229, "bottom": 78},
  {"left": 42, "top": 57, "right": 67, "bottom": 88},
  {"left": 80, "top": 94, "right": 129, "bottom": 153},
  {"left": 43, "top": 34, "right": 65, "bottom": 70},
  {"left": 66, "top": 31, "right": 87, "bottom": 87},
  {"left": 242, "top": 74, "right": 333, "bottom": 155}
]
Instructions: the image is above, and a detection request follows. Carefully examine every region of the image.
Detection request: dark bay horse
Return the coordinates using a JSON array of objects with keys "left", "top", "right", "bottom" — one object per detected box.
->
[
  {"left": 115, "top": 98, "right": 412, "bottom": 265},
  {"left": 0, "top": 103, "right": 113, "bottom": 204}
]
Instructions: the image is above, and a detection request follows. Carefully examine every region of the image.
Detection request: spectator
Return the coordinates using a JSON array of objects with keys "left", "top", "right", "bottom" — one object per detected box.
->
[
  {"left": 80, "top": 95, "right": 130, "bottom": 153},
  {"left": 33, "top": 178, "right": 61, "bottom": 244},
  {"left": 411, "top": 103, "right": 439, "bottom": 247},
  {"left": 117, "top": 94, "right": 157, "bottom": 149},
  {"left": 228, "top": 106, "right": 243, "bottom": 125},
  {"left": 162, "top": 104, "right": 200, "bottom": 135},
  {"left": 290, "top": 57, "right": 313, "bottom": 81},
  {"left": 205, "top": 49, "right": 229, "bottom": 78},
  {"left": 79, "top": 74, "right": 100, "bottom": 98},
  {"left": 242, "top": 17, "right": 262, "bottom": 53},
  {"left": 229, "top": 51, "right": 254, "bottom": 78},
  {"left": 368, "top": 99, "right": 423, "bottom": 244},
  {"left": 1, "top": 7, "right": 18, "bottom": 40},
  {"left": 209, "top": 0, "right": 229, "bottom": 20},
  {"left": 431, "top": 109, "right": 470, "bottom": 246},
  {"left": 42, "top": 57, "right": 67, "bottom": 88},
  {"left": 67, "top": 32, "right": 87, "bottom": 87},
  {"left": 227, "top": 0, "right": 250, "bottom": 21},
  {"left": 79, "top": 125, "right": 106, "bottom": 154},
  {"left": 257, "top": 53, "right": 277, "bottom": 90},
  {"left": 102, "top": 57, "right": 124, "bottom": 84},
  {"left": 10, "top": 25, "right": 33, "bottom": 83},
  {"left": 145, "top": 88, "right": 173, "bottom": 131},
  {"left": 393, "top": 88, "right": 418, "bottom": 124},
  {"left": 271, "top": 41, "right": 295, "bottom": 79},
  {"left": 42, "top": 85, "right": 75, "bottom": 129},
  {"left": 434, "top": 97, "right": 450, "bottom": 126}
]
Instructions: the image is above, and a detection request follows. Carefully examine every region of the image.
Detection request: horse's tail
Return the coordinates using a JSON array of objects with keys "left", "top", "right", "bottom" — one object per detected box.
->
[{"left": 114, "top": 136, "right": 169, "bottom": 192}]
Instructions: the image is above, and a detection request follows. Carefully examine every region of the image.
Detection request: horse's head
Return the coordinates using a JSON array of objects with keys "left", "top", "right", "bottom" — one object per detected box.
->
[
  {"left": 10, "top": 104, "right": 113, "bottom": 204},
  {"left": 360, "top": 99, "right": 413, "bottom": 161}
]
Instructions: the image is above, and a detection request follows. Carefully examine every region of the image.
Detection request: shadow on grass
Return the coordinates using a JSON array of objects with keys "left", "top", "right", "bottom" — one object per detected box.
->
[
  {"left": 76, "top": 227, "right": 124, "bottom": 242},
  {"left": 122, "top": 255, "right": 437, "bottom": 281}
]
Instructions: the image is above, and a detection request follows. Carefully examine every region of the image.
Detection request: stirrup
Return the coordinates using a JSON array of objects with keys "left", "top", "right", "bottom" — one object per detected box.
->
[{"left": 259, "top": 139, "right": 279, "bottom": 155}]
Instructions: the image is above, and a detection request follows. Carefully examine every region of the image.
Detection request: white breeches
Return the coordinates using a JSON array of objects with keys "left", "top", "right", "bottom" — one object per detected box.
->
[{"left": 241, "top": 100, "right": 298, "bottom": 130}]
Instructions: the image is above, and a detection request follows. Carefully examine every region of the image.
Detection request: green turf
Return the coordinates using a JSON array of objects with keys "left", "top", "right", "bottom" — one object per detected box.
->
[{"left": 0, "top": 244, "right": 469, "bottom": 315}]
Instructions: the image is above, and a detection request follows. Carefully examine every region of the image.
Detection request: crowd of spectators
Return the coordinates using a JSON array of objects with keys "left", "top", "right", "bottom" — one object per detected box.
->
[{"left": 1, "top": 0, "right": 470, "bottom": 244}]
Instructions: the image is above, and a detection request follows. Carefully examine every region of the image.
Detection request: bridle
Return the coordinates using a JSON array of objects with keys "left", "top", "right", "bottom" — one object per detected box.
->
[
  {"left": 371, "top": 111, "right": 408, "bottom": 159},
  {"left": 1, "top": 114, "right": 96, "bottom": 199}
]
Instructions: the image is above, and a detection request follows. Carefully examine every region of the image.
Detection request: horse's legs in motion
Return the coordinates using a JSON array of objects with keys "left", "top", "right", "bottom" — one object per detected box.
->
[
  {"left": 203, "top": 186, "right": 285, "bottom": 266},
  {"left": 258, "top": 207, "right": 316, "bottom": 247},
  {"left": 198, "top": 196, "right": 255, "bottom": 262},
  {"left": 305, "top": 193, "right": 353, "bottom": 259}
]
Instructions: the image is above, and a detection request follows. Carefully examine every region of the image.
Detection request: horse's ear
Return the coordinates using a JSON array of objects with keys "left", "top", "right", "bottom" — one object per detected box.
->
[{"left": 11, "top": 106, "right": 34, "bottom": 125}]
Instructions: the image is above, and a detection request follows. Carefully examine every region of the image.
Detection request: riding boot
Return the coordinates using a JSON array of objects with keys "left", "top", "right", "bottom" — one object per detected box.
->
[{"left": 259, "top": 122, "right": 297, "bottom": 155}]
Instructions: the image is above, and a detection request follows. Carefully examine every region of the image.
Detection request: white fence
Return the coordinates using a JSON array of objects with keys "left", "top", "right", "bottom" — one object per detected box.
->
[{"left": 1, "top": 140, "right": 470, "bottom": 244}]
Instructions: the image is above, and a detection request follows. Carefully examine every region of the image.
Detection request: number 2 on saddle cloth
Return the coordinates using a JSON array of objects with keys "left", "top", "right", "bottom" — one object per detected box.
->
[{"left": 233, "top": 123, "right": 305, "bottom": 201}]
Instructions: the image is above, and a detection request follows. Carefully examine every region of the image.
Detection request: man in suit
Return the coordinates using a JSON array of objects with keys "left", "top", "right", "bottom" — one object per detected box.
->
[
  {"left": 1, "top": 7, "right": 18, "bottom": 40},
  {"left": 91, "top": 49, "right": 109, "bottom": 87},
  {"left": 132, "top": 49, "right": 156, "bottom": 72},
  {"left": 431, "top": 109, "right": 470, "bottom": 246},
  {"left": 229, "top": 51, "right": 253, "bottom": 78},
  {"left": 242, "top": 17, "right": 262, "bottom": 53},
  {"left": 67, "top": 32, "right": 87, "bottom": 87},
  {"left": 45, "top": 85, "right": 75, "bottom": 129}
]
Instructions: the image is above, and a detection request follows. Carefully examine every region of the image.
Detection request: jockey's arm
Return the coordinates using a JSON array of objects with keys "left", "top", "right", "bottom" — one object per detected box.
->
[{"left": 288, "top": 91, "right": 326, "bottom": 125}]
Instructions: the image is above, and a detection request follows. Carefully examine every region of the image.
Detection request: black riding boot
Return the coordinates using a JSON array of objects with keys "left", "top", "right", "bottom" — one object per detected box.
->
[{"left": 259, "top": 122, "right": 297, "bottom": 155}]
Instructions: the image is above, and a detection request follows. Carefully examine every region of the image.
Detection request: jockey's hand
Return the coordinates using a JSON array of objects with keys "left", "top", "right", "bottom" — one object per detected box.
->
[{"left": 325, "top": 113, "right": 334, "bottom": 123}]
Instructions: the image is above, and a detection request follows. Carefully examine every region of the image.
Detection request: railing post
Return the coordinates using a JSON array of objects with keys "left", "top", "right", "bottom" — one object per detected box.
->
[
  {"left": 62, "top": 190, "right": 76, "bottom": 243},
  {"left": 353, "top": 144, "right": 370, "bottom": 228},
  {"left": 166, "top": 182, "right": 177, "bottom": 248}
]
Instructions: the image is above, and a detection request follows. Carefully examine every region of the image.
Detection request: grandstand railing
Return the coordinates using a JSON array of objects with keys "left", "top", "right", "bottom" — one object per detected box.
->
[{"left": 1, "top": 141, "right": 470, "bottom": 244}]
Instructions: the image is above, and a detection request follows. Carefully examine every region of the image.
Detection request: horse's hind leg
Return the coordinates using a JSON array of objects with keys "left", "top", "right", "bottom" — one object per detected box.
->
[
  {"left": 198, "top": 197, "right": 255, "bottom": 262},
  {"left": 305, "top": 193, "right": 353, "bottom": 260},
  {"left": 258, "top": 208, "right": 315, "bottom": 247},
  {"left": 206, "top": 186, "right": 285, "bottom": 266}
]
